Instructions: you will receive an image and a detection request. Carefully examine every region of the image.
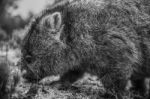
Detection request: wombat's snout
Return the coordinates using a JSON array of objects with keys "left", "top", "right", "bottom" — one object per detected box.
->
[
  {"left": 22, "top": 69, "right": 41, "bottom": 82},
  {"left": 21, "top": 55, "right": 41, "bottom": 82},
  {"left": 24, "top": 55, "right": 34, "bottom": 64}
]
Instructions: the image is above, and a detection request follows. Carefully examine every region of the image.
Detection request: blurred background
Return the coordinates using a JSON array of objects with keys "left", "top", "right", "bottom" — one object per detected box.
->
[{"left": 0, "top": 0, "right": 60, "bottom": 65}]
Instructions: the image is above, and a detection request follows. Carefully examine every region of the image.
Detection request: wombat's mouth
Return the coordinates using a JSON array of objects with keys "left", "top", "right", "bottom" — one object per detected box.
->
[{"left": 22, "top": 69, "right": 41, "bottom": 83}]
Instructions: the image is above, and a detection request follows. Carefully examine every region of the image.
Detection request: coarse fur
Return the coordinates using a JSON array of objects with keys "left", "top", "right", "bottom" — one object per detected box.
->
[{"left": 21, "top": 0, "right": 150, "bottom": 98}]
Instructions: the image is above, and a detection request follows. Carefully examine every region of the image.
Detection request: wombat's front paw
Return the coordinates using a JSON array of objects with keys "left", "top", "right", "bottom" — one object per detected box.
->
[{"left": 49, "top": 81, "right": 71, "bottom": 90}]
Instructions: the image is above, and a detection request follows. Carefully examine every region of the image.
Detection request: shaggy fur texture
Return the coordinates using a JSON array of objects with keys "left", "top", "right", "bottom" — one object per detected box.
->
[{"left": 21, "top": 0, "right": 150, "bottom": 98}]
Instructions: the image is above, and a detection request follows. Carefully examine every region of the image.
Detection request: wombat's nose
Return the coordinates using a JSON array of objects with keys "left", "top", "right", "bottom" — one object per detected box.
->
[{"left": 25, "top": 55, "right": 33, "bottom": 64}]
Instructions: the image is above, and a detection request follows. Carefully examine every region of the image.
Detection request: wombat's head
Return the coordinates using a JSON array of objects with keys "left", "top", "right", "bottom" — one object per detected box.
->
[{"left": 21, "top": 10, "right": 72, "bottom": 82}]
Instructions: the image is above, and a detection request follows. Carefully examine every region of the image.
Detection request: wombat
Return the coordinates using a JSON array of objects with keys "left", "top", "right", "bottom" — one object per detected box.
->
[{"left": 21, "top": 0, "right": 150, "bottom": 98}]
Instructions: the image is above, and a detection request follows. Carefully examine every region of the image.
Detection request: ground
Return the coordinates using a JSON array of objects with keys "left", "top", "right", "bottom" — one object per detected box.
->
[
  {"left": 0, "top": 43, "right": 134, "bottom": 99},
  {"left": 12, "top": 74, "right": 105, "bottom": 99}
]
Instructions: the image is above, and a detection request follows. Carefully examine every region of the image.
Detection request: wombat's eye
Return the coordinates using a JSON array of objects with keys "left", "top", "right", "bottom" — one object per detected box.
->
[{"left": 25, "top": 55, "right": 33, "bottom": 64}]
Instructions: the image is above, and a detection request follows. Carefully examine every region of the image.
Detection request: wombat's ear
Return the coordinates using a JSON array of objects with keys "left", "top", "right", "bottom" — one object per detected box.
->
[
  {"left": 42, "top": 12, "right": 64, "bottom": 41},
  {"left": 50, "top": 12, "right": 62, "bottom": 30},
  {"left": 43, "top": 12, "right": 62, "bottom": 31}
]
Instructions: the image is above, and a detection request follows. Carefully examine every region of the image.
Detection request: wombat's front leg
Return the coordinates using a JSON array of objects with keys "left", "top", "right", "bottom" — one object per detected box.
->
[
  {"left": 130, "top": 73, "right": 149, "bottom": 99},
  {"left": 100, "top": 66, "right": 131, "bottom": 99},
  {"left": 50, "top": 68, "right": 85, "bottom": 90}
]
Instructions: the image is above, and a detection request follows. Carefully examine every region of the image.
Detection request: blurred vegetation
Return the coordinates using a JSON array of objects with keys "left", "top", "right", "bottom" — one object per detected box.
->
[
  {"left": 0, "top": 0, "right": 30, "bottom": 66},
  {"left": 0, "top": 0, "right": 32, "bottom": 41}
]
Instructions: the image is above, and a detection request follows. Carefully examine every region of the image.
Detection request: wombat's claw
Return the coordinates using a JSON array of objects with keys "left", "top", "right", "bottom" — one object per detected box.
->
[
  {"left": 49, "top": 81, "right": 62, "bottom": 88},
  {"left": 49, "top": 81, "right": 59, "bottom": 86},
  {"left": 49, "top": 81, "right": 71, "bottom": 90}
]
